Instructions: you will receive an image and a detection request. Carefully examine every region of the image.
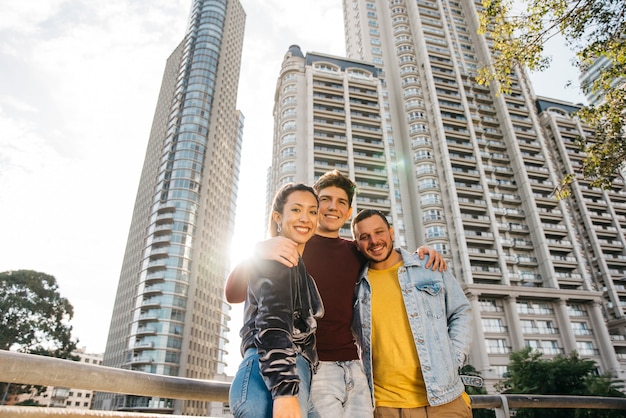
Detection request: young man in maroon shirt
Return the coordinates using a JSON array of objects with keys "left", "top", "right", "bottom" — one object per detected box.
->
[{"left": 225, "top": 170, "right": 446, "bottom": 417}]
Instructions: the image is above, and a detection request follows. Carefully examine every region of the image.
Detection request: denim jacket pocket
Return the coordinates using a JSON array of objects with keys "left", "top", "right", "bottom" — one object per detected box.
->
[
  {"left": 416, "top": 282, "right": 445, "bottom": 319},
  {"left": 416, "top": 282, "right": 442, "bottom": 296}
]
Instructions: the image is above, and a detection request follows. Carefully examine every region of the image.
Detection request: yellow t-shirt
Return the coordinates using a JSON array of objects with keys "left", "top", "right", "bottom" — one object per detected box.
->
[{"left": 369, "top": 261, "right": 429, "bottom": 408}]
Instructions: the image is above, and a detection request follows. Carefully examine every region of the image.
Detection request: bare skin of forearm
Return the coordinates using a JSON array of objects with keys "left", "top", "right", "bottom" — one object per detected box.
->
[
  {"left": 224, "top": 237, "right": 299, "bottom": 303},
  {"left": 273, "top": 396, "right": 302, "bottom": 418},
  {"left": 224, "top": 264, "right": 247, "bottom": 303}
]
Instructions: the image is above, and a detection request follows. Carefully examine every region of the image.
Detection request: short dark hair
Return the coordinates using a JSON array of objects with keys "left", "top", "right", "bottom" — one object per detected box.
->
[
  {"left": 351, "top": 209, "right": 390, "bottom": 237},
  {"left": 269, "top": 183, "right": 318, "bottom": 237},
  {"left": 313, "top": 169, "right": 357, "bottom": 206}
]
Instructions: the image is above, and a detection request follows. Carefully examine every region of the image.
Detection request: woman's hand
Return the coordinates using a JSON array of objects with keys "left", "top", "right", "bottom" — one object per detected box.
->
[{"left": 273, "top": 396, "right": 302, "bottom": 418}]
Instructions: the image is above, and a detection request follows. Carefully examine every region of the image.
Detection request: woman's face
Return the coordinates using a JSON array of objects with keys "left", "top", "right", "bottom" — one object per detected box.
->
[{"left": 274, "top": 190, "right": 318, "bottom": 247}]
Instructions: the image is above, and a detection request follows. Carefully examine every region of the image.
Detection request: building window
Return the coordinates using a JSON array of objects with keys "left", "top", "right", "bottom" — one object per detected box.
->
[
  {"left": 418, "top": 178, "right": 438, "bottom": 190},
  {"left": 416, "top": 163, "right": 435, "bottom": 176},
  {"left": 281, "top": 133, "right": 296, "bottom": 144},
  {"left": 526, "top": 339, "right": 561, "bottom": 355},
  {"left": 517, "top": 301, "right": 553, "bottom": 315},
  {"left": 521, "top": 319, "right": 557, "bottom": 334},
  {"left": 482, "top": 318, "right": 506, "bottom": 333},
  {"left": 404, "top": 87, "right": 421, "bottom": 97},
  {"left": 279, "top": 176, "right": 295, "bottom": 187},
  {"left": 432, "top": 242, "right": 449, "bottom": 255},
  {"left": 280, "top": 147, "right": 296, "bottom": 158},
  {"left": 567, "top": 303, "right": 587, "bottom": 317},
  {"left": 281, "top": 121, "right": 295, "bottom": 131},
  {"left": 479, "top": 298, "right": 503, "bottom": 312},
  {"left": 571, "top": 322, "right": 591, "bottom": 336},
  {"left": 426, "top": 225, "right": 446, "bottom": 238},
  {"left": 486, "top": 339, "right": 509, "bottom": 354},
  {"left": 423, "top": 209, "right": 443, "bottom": 222},
  {"left": 492, "top": 365, "right": 508, "bottom": 378},
  {"left": 282, "top": 108, "right": 296, "bottom": 117},
  {"left": 408, "top": 111, "right": 425, "bottom": 121},
  {"left": 315, "top": 63, "right": 339, "bottom": 72},
  {"left": 279, "top": 161, "right": 295, "bottom": 173},
  {"left": 412, "top": 136, "right": 430, "bottom": 147},
  {"left": 420, "top": 193, "right": 441, "bottom": 205},
  {"left": 406, "top": 98, "right": 424, "bottom": 108},
  {"left": 414, "top": 150, "right": 432, "bottom": 161},
  {"left": 576, "top": 341, "right": 596, "bottom": 356}
]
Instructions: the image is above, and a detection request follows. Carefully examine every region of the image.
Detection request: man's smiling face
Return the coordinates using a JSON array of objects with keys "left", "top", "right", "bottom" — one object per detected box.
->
[{"left": 315, "top": 186, "right": 353, "bottom": 237}]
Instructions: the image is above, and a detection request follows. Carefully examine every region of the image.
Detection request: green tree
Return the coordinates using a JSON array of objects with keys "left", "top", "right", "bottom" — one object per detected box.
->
[
  {"left": 496, "top": 347, "right": 625, "bottom": 417},
  {"left": 477, "top": 0, "right": 626, "bottom": 195},
  {"left": 0, "top": 270, "right": 79, "bottom": 403}
]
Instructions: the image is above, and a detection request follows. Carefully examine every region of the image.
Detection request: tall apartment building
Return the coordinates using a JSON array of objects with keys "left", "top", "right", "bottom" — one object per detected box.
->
[
  {"left": 270, "top": 0, "right": 626, "bottom": 390},
  {"left": 95, "top": 0, "right": 245, "bottom": 415}
]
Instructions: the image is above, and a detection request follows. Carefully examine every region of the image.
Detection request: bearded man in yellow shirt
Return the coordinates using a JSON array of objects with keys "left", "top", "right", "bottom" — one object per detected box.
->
[{"left": 351, "top": 209, "right": 473, "bottom": 418}]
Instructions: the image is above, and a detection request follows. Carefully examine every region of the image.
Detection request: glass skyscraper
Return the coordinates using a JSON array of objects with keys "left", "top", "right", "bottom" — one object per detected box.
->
[
  {"left": 95, "top": 0, "right": 245, "bottom": 414},
  {"left": 269, "top": 0, "right": 626, "bottom": 390}
]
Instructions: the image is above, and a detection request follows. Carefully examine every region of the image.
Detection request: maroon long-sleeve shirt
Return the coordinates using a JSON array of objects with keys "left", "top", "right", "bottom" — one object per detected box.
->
[{"left": 301, "top": 234, "right": 366, "bottom": 361}]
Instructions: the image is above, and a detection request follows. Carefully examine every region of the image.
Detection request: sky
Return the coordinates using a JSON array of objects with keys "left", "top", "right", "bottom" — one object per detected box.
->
[{"left": 0, "top": 0, "right": 586, "bottom": 377}]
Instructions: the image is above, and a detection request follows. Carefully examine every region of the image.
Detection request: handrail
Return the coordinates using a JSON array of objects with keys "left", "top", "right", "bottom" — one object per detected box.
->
[
  {"left": 471, "top": 394, "right": 626, "bottom": 410},
  {"left": 0, "top": 350, "right": 229, "bottom": 402},
  {"left": 2, "top": 350, "right": 626, "bottom": 417}
]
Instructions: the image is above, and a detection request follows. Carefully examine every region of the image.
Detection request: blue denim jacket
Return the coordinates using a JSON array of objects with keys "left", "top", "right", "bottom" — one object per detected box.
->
[{"left": 352, "top": 248, "right": 472, "bottom": 407}]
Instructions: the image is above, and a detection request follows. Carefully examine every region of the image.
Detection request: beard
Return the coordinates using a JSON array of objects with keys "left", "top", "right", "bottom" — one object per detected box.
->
[{"left": 366, "top": 241, "right": 394, "bottom": 263}]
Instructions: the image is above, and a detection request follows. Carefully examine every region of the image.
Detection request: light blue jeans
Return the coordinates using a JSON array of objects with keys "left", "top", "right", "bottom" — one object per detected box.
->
[
  {"left": 229, "top": 348, "right": 312, "bottom": 418},
  {"left": 308, "top": 360, "right": 373, "bottom": 418}
]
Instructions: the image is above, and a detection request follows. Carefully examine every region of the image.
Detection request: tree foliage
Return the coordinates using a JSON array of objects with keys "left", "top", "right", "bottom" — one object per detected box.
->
[
  {"left": 477, "top": 0, "right": 626, "bottom": 194},
  {"left": 1, "top": 270, "right": 80, "bottom": 403},
  {"left": 0, "top": 270, "right": 79, "bottom": 357},
  {"left": 496, "top": 347, "right": 625, "bottom": 417}
]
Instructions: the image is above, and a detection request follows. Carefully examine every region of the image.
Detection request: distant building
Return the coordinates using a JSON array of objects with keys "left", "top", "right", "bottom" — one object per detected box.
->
[
  {"left": 95, "top": 0, "right": 245, "bottom": 415},
  {"left": 579, "top": 53, "right": 626, "bottom": 106}
]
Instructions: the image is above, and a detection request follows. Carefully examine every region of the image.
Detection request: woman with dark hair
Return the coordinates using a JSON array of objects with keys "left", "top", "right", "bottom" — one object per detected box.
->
[{"left": 229, "top": 183, "right": 324, "bottom": 418}]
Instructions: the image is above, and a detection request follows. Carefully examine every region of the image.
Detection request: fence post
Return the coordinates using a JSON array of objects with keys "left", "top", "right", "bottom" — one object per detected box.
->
[{"left": 494, "top": 394, "right": 510, "bottom": 418}]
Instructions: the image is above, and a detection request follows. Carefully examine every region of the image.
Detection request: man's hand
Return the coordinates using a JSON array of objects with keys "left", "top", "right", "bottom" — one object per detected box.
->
[
  {"left": 225, "top": 237, "right": 301, "bottom": 303},
  {"left": 256, "top": 236, "right": 300, "bottom": 268},
  {"left": 417, "top": 246, "right": 447, "bottom": 272}
]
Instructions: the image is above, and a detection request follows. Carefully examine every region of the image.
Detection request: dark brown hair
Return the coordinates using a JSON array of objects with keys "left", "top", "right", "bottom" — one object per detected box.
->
[
  {"left": 313, "top": 169, "right": 357, "bottom": 206},
  {"left": 351, "top": 209, "right": 390, "bottom": 237}
]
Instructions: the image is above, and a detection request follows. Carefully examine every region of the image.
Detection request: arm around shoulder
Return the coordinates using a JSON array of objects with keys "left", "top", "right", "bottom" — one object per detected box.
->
[{"left": 224, "top": 261, "right": 251, "bottom": 303}]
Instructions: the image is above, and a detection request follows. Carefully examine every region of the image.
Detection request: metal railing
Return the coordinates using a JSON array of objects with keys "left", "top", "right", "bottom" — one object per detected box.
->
[{"left": 1, "top": 350, "right": 626, "bottom": 418}]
